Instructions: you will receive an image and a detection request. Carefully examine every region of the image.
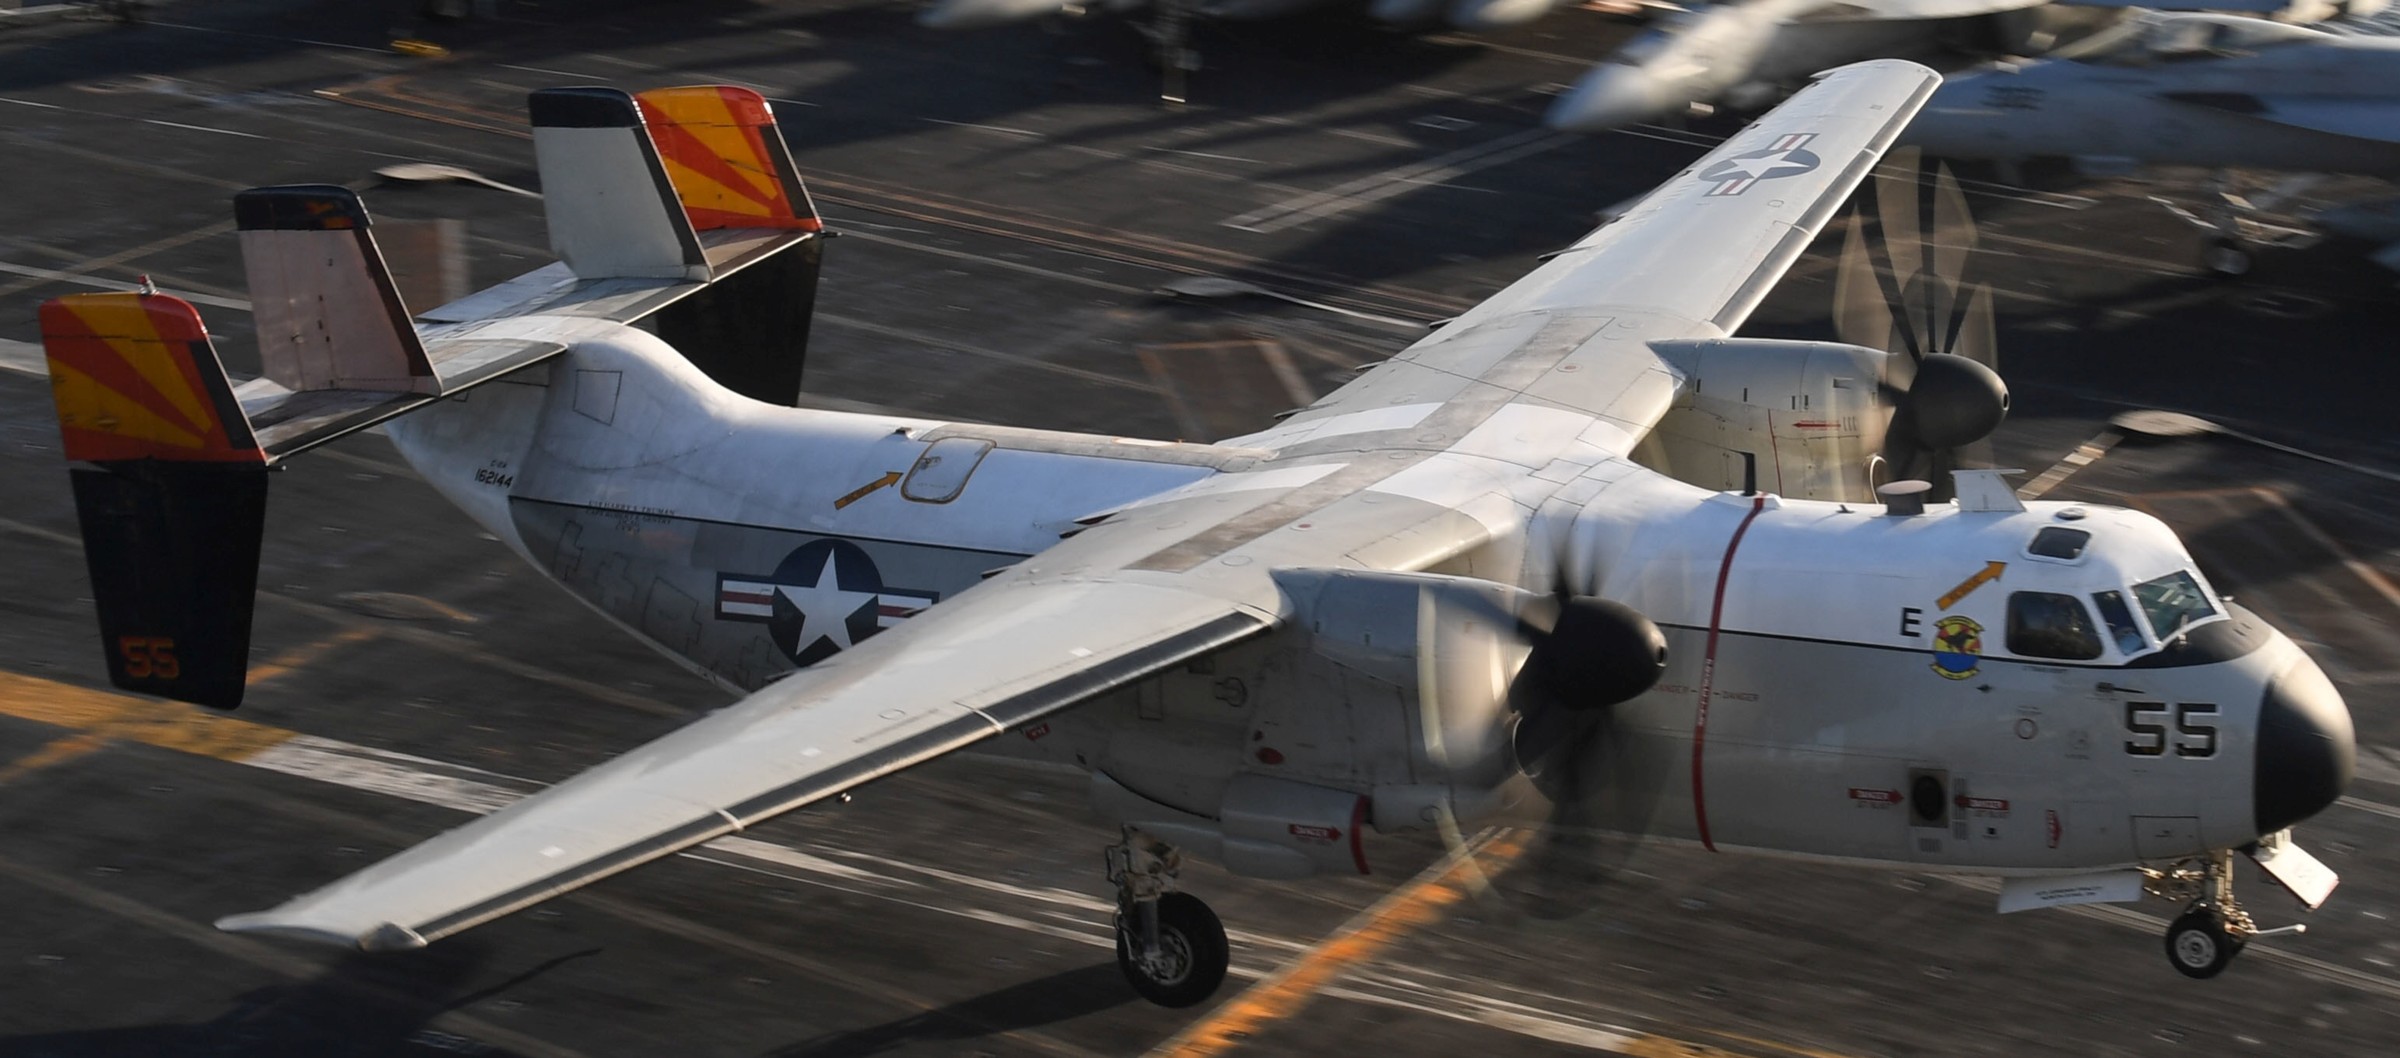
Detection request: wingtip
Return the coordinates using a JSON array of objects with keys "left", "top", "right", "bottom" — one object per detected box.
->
[{"left": 215, "top": 912, "right": 427, "bottom": 952}]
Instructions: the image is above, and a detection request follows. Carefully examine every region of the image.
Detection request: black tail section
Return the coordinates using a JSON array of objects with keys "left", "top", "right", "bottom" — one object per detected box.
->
[
  {"left": 69, "top": 464, "right": 269, "bottom": 710},
  {"left": 650, "top": 234, "right": 826, "bottom": 406}
]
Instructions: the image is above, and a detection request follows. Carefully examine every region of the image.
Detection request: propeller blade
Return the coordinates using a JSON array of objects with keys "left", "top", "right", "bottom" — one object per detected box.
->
[
  {"left": 1833, "top": 214, "right": 1896, "bottom": 354},
  {"left": 1930, "top": 163, "right": 1976, "bottom": 289},
  {"left": 1875, "top": 147, "right": 1925, "bottom": 299},
  {"left": 1953, "top": 284, "right": 1998, "bottom": 370}
]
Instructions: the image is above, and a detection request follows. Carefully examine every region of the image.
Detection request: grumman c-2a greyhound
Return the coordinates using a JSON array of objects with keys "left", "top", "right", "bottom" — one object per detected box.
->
[{"left": 43, "top": 63, "right": 2354, "bottom": 1005}]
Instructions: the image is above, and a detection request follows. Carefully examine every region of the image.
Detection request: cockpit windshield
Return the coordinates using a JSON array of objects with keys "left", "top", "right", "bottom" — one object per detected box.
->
[
  {"left": 2061, "top": 15, "right": 2322, "bottom": 67},
  {"left": 2132, "top": 571, "right": 2218, "bottom": 640}
]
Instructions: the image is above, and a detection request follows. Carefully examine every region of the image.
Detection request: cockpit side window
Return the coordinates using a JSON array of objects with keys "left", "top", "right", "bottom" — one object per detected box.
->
[
  {"left": 2007, "top": 591, "right": 2103, "bottom": 660},
  {"left": 2093, "top": 590, "right": 2147, "bottom": 655},
  {"left": 2133, "top": 571, "right": 2218, "bottom": 641}
]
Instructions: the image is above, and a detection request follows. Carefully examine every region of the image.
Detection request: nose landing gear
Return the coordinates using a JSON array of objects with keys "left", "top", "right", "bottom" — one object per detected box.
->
[
  {"left": 2146, "top": 849, "right": 2303, "bottom": 979},
  {"left": 1107, "top": 826, "right": 1230, "bottom": 1007}
]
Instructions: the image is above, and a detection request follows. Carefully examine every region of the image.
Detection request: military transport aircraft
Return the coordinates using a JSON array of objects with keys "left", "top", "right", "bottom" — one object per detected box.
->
[
  {"left": 42, "top": 63, "right": 2354, "bottom": 1007},
  {"left": 1903, "top": 13, "right": 2400, "bottom": 274}
]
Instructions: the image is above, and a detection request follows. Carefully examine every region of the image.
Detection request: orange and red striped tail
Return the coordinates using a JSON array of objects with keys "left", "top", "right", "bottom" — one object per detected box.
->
[
  {"left": 636, "top": 85, "right": 822, "bottom": 233},
  {"left": 41, "top": 292, "right": 263, "bottom": 465}
]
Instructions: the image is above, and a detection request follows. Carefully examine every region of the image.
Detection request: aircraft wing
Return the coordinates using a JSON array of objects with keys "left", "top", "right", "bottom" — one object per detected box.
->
[
  {"left": 2163, "top": 93, "right": 2400, "bottom": 146},
  {"left": 1434, "top": 59, "right": 1939, "bottom": 343},
  {"left": 219, "top": 579, "right": 1268, "bottom": 948}
]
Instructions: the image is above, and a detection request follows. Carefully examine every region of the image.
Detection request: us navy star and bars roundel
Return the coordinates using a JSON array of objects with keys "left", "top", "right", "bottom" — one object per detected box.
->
[
  {"left": 715, "top": 540, "right": 939, "bottom": 665},
  {"left": 1699, "top": 133, "right": 1819, "bottom": 197}
]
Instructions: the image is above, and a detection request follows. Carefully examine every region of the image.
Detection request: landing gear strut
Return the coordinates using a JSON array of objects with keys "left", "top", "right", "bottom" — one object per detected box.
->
[
  {"left": 2145, "top": 848, "right": 2298, "bottom": 979},
  {"left": 1107, "top": 826, "right": 1229, "bottom": 1007}
]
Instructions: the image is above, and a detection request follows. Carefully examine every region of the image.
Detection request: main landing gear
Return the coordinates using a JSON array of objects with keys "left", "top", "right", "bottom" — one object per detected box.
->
[
  {"left": 2146, "top": 848, "right": 2303, "bottom": 979},
  {"left": 1107, "top": 826, "right": 1229, "bottom": 1007}
]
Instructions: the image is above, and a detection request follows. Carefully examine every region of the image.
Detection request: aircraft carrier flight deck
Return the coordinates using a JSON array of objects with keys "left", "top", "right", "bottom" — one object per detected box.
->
[{"left": 1, "top": 2, "right": 2397, "bottom": 1056}]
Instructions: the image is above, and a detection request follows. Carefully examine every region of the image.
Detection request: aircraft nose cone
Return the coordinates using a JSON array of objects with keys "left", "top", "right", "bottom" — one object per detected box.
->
[
  {"left": 2254, "top": 654, "right": 2355, "bottom": 835},
  {"left": 1545, "top": 65, "right": 1661, "bottom": 133}
]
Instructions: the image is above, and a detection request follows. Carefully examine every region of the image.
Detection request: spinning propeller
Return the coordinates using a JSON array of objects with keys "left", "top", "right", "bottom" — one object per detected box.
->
[
  {"left": 1498, "top": 574, "right": 1669, "bottom": 915},
  {"left": 1834, "top": 149, "right": 2011, "bottom": 500},
  {"left": 1440, "top": 558, "right": 1669, "bottom": 917}
]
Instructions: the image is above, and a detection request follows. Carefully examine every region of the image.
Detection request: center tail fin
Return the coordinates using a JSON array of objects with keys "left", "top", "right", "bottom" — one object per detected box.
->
[{"left": 528, "top": 85, "right": 828, "bottom": 405}]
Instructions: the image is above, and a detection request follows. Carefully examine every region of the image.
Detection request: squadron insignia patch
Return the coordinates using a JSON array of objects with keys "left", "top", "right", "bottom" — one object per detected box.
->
[{"left": 1930, "top": 614, "right": 1983, "bottom": 680}]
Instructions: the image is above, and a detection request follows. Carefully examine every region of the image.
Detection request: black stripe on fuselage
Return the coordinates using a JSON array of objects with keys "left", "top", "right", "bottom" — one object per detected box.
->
[
  {"left": 1658, "top": 611, "right": 2268, "bottom": 673},
  {"left": 507, "top": 495, "right": 1039, "bottom": 560}
]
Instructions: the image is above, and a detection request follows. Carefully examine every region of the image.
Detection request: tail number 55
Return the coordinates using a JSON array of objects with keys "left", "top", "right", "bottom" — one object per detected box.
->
[{"left": 2125, "top": 702, "right": 2217, "bottom": 758}]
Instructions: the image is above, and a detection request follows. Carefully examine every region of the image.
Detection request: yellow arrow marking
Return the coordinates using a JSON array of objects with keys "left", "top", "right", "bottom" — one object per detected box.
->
[
  {"left": 1938, "top": 561, "right": 2007, "bottom": 611},
  {"left": 834, "top": 471, "right": 903, "bottom": 510}
]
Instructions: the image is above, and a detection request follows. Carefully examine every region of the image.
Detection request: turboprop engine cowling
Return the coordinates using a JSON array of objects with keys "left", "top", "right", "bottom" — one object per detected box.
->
[
  {"left": 1640, "top": 338, "right": 1896, "bottom": 503},
  {"left": 1269, "top": 568, "right": 1540, "bottom": 835}
]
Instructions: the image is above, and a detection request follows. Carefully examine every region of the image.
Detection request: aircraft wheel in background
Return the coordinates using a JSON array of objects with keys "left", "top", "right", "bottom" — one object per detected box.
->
[{"left": 2204, "top": 238, "right": 2253, "bottom": 278}]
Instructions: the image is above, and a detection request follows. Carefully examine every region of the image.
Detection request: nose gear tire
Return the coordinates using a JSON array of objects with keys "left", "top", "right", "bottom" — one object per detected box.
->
[
  {"left": 2165, "top": 908, "right": 2244, "bottom": 979},
  {"left": 1114, "top": 892, "right": 1229, "bottom": 1007}
]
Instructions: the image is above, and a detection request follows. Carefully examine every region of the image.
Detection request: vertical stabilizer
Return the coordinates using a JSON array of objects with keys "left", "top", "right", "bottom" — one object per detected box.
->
[
  {"left": 529, "top": 86, "right": 710, "bottom": 281},
  {"left": 41, "top": 292, "right": 269, "bottom": 709},
  {"left": 236, "top": 185, "right": 437, "bottom": 395},
  {"left": 634, "top": 85, "right": 823, "bottom": 234},
  {"left": 41, "top": 292, "right": 263, "bottom": 465}
]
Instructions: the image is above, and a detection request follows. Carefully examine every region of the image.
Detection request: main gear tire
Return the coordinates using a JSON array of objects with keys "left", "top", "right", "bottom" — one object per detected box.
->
[
  {"left": 1114, "top": 892, "right": 1229, "bottom": 1008},
  {"left": 2165, "top": 907, "right": 2245, "bottom": 979}
]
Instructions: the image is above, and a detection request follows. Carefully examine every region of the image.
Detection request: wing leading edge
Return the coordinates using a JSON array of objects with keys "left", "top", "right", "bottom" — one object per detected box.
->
[
  {"left": 219, "top": 580, "right": 1268, "bottom": 949},
  {"left": 1436, "top": 59, "right": 1939, "bottom": 339}
]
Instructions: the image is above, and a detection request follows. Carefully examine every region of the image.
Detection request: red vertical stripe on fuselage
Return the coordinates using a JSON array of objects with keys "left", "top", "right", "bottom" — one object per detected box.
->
[{"left": 1692, "top": 495, "right": 1768, "bottom": 853}]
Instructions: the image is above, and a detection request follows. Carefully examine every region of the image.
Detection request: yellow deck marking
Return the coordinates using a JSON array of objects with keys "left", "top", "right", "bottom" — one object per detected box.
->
[
  {"left": 2017, "top": 429, "right": 2122, "bottom": 500},
  {"left": 1935, "top": 560, "right": 2006, "bottom": 611},
  {"left": 246, "top": 625, "right": 379, "bottom": 687},
  {"left": 0, "top": 731, "right": 111, "bottom": 785},
  {"left": 2246, "top": 487, "right": 2400, "bottom": 613},
  {"left": 834, "top": 470, "right": 903, "bottom": 509},
  {"left": 0, "top": 671, "right": 295, "bottom": 763},
  {"left": 1148, "top": 829, "right": 1530, "bottom": 1058}
]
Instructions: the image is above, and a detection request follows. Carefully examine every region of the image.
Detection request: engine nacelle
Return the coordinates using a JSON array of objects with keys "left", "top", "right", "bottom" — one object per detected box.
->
[
  {"left": 1271, "top": 568, "right": 1534, "bottom": 819},
  {"left": 1091, "top": 771, "right": 1371, "bottom": 880},
  {"left": 1081, "top": 569, "right": 1546, "bottom": 879},
  {"left": 1638, "top": 338, "right": 1896, "bottom": 503}
]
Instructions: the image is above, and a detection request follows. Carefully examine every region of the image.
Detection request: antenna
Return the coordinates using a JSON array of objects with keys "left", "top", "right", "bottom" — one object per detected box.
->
[{"left": 1740, "top": 452, "right": 1758, "bottom": 497}]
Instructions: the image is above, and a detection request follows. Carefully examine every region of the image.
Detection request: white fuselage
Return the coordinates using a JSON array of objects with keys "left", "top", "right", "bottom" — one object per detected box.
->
[{"left": 385, "top": 320, "right": 2338, "bottom": 881}]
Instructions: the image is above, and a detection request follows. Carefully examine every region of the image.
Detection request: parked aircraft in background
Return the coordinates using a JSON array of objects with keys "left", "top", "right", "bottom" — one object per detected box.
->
[
  {"left": 1542, "top": 0, "right": 2376, "bottom": 134},
  {"left": 43, "top": 66, "right": 2352, "bottom": 1011},
  {"left": 1905, "top": 13, "right": 2400, "bottom": 273}
]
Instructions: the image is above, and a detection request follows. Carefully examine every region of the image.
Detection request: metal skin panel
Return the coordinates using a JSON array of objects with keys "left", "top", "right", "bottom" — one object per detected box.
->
[
  {"left": 1643, "top": 338, "right": 1892, "bottom": 502},
  {"left": 529, "top": 123, "right": 710, "bottom": 281},
  {"left": 219, "top": 64, "right": 2340, "bottom": 948},
  {"left": 1906, "top": 17, "right": 2400, "bottom": 177}
]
